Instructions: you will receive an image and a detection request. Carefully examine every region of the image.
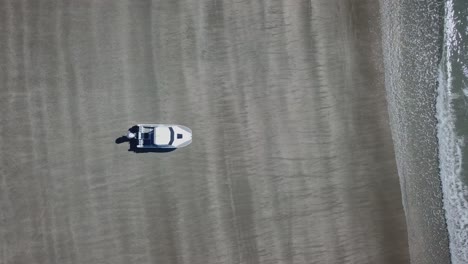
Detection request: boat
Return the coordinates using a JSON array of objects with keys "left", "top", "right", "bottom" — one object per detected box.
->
[{"left": 126, "top": 124, "right": 192, "bottom": 149}]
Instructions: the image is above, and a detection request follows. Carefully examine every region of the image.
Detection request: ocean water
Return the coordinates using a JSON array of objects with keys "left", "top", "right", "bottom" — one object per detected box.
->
[{"left": 437, "top": 0, "right": 468, "bottom": 263}]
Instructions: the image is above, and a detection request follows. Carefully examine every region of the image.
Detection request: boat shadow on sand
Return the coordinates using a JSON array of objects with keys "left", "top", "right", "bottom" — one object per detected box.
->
[{"left": 115, "top": 126, "right": 176, "bottom": 153}]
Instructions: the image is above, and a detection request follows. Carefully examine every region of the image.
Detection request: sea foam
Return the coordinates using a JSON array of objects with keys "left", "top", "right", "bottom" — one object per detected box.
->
[{"left": 437, "top": 1, "right": 468, "bottom": 262}]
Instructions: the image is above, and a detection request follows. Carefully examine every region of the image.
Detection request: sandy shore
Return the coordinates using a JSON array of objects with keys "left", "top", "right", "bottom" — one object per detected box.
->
[{"left": 0, "top": 0, "right": 409, "bottom": 263}]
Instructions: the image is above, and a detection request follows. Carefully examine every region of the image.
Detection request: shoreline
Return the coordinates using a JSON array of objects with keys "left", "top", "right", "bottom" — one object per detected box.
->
[{"left": 379, "top": 0, "right": 451, "bottom": 263}]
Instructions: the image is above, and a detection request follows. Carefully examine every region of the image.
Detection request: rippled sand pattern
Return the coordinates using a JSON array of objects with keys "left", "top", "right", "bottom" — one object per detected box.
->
[{"left": 0, "top": 1, "right": 409, "bottom": 263}]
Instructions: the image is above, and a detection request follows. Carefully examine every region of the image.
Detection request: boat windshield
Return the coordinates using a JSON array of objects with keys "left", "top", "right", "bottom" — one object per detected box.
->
[{"left": 154, "top": 126, "right": 174, "bottom": 145}]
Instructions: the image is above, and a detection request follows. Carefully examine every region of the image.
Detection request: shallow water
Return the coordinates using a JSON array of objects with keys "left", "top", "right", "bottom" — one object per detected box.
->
[{"left": 379, "top": 0, "right": 451, "bottom": 263}]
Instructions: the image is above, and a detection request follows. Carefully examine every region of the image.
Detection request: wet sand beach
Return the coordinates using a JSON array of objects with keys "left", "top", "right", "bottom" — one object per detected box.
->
[{"left": 0, "top": 1, "right": 409, "bottom": 263}]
